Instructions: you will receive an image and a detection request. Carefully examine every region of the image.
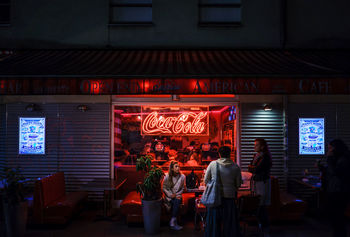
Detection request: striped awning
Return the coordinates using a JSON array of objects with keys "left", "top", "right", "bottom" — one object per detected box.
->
[{"left": 0, "top": 49, "right": 349, "bottom": 78}]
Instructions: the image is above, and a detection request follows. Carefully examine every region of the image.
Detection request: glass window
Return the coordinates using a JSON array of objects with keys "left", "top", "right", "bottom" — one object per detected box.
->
[
  {"left": 0, "top": 0, "right": 10, "bottom": 25},
  {"left": 110, "top": 0, "right": 152, "bottom": 24},
  {"left": 199, "top": 0, "right": 241, "bottom": 25}
]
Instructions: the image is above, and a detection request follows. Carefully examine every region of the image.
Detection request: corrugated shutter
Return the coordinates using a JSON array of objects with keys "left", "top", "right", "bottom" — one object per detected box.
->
[
  {"left": 0, "top": 104, "right": 6, "bottom": 177},
  {"left": 5, "top": 103, "right": 111, "bottom": 201},
  {"left": 58, "top": 104, "right": 110, "bottom": 201},
  {"left": 240, "top": 103, "right": 286, "bottom": 189},
  {"left": 6, "top": 104, "right": 59, "bottom": 179},
  {"left": 287, "top": 103, "right": 337, "bottom": 203}
]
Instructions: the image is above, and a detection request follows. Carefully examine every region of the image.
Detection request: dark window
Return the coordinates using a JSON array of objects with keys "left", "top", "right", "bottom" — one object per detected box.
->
[
  {"left": 0, "top": 0, "right": 10, "bottom": 25},
  {"left": 199, "top": 0, "right": 241, "bottom": 26},
  {"left": 110, "top": 0, "right": 152, "bottom": 25}
]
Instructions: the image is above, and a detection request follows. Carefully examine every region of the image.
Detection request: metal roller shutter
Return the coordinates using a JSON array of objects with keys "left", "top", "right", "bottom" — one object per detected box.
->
[{"left": 240, "top": 103, "right": 286, "bottom": 189}]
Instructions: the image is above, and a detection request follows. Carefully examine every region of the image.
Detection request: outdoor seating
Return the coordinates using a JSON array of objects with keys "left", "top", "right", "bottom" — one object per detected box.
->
[
  {"left": 238, "top": 194, "right": 261, "bottom": 236},
  {"left": 30, "top": 172, "right": 88, "bottom": 225},
  {"left": 269, "top": 176, "right": 307, "bottom": 221}
]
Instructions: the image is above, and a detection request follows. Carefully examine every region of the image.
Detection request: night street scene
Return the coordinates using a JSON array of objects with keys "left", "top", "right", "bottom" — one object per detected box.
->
[{"left": 1, "top": 0, "right": 350, "bottom": 236}]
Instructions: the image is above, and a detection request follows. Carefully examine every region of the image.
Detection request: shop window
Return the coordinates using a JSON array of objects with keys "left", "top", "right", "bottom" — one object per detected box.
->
[
  {"left": 114, "top": 105, "right": 237, "bottom": 168},
  {"left": 199, "top": 0, "right": 241, "bottom": 26},
  {"left": 0, "top": 0, "right": 10, "bottom": 25},
  {"left": 109, "top": 0, "right": 152, "bottom": 25}
]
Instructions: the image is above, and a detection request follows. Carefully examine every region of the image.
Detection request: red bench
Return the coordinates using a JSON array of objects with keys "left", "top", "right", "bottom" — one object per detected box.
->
[
  {"left": 269, "top": 176, "right": 307, "bottom": 221},
  {"left": 31, "top": 172, "right": 88, "bottom": 225}
]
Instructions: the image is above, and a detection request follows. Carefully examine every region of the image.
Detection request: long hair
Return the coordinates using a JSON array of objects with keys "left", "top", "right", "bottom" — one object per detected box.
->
[
  {"left": 167, "top": 161, "right": 179, "bottom": 188},
  {"left": 255, "top": 138, "right": 272, "bottom": 166},
  {"left": 329, "top": 139, "right": 350, "bottom": 158}
]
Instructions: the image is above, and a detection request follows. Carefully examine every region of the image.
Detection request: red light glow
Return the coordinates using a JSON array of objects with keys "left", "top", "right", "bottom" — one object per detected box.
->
[{"left": 141, "top": 111, "right": 208, "bottom": 136}]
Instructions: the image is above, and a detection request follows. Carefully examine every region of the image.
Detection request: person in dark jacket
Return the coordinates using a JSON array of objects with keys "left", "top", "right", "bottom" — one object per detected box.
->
[
  {"left": 318, "top": 139, "right": 350, "bottom": 237},
  {"left": 248, "top": 138, "right": 272, "bottom": 237}
]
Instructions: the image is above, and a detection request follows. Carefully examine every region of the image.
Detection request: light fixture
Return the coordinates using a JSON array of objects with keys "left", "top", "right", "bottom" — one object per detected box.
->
[
  {"left": 263, "top": 104, "right": 272, "bottom": 111},
  {"left": 172, "top": 95, "right": 180, "bottom": 101},
  {"left": 25, "top": 103, "right": 38, "bottom": 112},
  {"left": 77, "top": 104, "right": 88, "bottom": 112}
]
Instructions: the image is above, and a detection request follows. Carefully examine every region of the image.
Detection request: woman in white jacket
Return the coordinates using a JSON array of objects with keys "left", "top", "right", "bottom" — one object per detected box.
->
[{"left": 163, "top": 161, "right": 185, "bottom": 230}]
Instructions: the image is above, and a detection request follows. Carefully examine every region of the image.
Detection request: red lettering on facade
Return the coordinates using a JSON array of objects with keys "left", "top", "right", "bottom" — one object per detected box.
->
[{"left": 142, "top": 112, "right": 208, "bottom": 136}]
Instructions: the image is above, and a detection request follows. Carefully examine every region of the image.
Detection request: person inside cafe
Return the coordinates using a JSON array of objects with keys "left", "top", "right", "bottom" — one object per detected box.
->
[
  {"left": 204, "top": 146, "right": 242, "bottom": 237},
  {"left": 163, "top": 161, "right": 186, "bottom": 231},
  {"left": 185, "top": 151, "right": 199, "bottom": 166},
  {"left": 248, "top": 138, "right": 272, "bottom": 237},
  {"left": 163, "top": 149, "right": 183, "bottom": 167},
  {"left": 317, "top": 139, "right": 350, "bottom": 237}
]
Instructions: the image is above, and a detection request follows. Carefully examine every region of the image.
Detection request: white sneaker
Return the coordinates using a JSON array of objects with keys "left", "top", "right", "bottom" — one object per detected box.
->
[{"left": 170, "top": 224, "right": 183, "bottom": 231}]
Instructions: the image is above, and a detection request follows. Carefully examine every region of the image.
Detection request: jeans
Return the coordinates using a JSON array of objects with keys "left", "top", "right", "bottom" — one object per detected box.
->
[{"left": 170, "top": 198, "right": 182, "bottom": 217}]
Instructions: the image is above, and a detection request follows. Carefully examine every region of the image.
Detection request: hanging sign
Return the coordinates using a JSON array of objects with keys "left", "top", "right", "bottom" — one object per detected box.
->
[
  {"left": 141, "top": 108, "right": 209, "bottom": 136},
  {"left": 19, "top": 117, "right": 46, "bottom": 155},
  {"left": 299, "top": 118, "right": 325, "bottom": 155}
]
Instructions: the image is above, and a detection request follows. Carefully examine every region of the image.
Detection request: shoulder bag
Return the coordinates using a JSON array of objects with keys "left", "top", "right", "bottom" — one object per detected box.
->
[{"left": 200, "top": 161, "right": 222, "bottom": 207}]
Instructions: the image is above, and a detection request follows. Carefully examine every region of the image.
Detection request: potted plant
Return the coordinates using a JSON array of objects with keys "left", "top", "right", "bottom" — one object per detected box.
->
[
  {"left": 136, "top": 155, "right": 164, "bottom": 234},
  {"left": 1, "top": 167, "right": 30, "bottom": 237}
]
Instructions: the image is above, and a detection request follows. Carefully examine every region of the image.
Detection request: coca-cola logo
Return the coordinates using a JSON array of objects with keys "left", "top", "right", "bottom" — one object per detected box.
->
[{"left": 142, "top": 112, "right": 208, "bottom": 136}]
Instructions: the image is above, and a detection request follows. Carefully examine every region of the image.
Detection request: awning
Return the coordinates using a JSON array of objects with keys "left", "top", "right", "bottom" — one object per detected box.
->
[
  {"left": 0, "top": 49, "right": 350, "bottom": 95},
  {"left": 0, "top": 49, "right": 349, "bottom": 78}
]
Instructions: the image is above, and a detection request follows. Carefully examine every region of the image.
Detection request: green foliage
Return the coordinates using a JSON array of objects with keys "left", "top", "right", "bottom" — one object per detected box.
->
[
  {"left": 136, "top": 155, "right": 164, "bottom": 200},
  {"left": 1, "top": 167, "right": 30, "bottom": 205}
]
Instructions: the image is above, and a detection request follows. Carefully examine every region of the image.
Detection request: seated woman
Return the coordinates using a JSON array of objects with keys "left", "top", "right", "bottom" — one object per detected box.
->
[
  {"left": 185, "top": 152, "right": 199, "bottom": 166},
  {"left": 163, "top": 161, "right": 185, "bottom": 230}
]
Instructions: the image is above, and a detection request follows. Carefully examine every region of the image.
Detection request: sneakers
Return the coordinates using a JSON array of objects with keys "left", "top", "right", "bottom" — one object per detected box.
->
[
  {"left": 170, "top": 224, "right": 183, "bottom": 231},
  {"left": 169, "top": 218, "right": 183, "bottom": 231}
]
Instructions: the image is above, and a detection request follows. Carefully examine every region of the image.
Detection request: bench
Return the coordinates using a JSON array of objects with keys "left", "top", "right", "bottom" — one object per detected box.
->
[
  {"left": 31, "top": 172, "right": 88, "bottom": 225},
  {"left": 269, "top": 176, "right": 307, "bottom": 221}
]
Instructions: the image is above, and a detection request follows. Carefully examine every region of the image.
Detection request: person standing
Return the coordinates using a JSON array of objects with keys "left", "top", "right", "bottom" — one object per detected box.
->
[
  {"left": 163, "top": 161, "right": 185, "bottom": 231},
  {"left": 248, "top": 138, "right": 272, "bottom": 237},
  {"left": 204, "top": 146, "right": 242, "bottom": 237},
  {"left": 317, "top": 139, "right": 350, "bottom": 237}
]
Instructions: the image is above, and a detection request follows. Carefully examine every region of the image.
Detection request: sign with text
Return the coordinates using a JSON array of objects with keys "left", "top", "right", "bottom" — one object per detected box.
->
[
  {"left": 141, "top": 106, "right": 209, "bottom": 136},
  {"left": 299, "top": 118, "right": 325, "bottom": 155},
  {"left": 19, "top": 117, "right": 46, "bottom": 155},
  {"left": 1, "top": 78, "right": 350, "bottom": 95}
]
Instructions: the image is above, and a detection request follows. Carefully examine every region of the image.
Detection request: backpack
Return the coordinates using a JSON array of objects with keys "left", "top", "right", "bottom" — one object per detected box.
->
[{"left": 186, "top": 170, "right": 200, "bottom": 189}]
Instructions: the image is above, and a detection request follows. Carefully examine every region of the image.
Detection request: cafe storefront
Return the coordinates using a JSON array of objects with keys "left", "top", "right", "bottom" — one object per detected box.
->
[{"left": 1, "top": 50, "right": 350, "bottom": 200}]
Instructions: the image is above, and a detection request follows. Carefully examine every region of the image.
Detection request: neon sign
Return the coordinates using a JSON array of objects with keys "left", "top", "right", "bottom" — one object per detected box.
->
[{"left": 141, "top": 111, "right": 209, "bottom": 136}]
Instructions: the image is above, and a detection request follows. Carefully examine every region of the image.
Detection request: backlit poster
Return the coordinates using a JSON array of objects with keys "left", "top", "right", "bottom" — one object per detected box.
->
[
  {"left": 19, "top": 117, "right": 45, "bottom": 155},
  {"left": 299, "top": 118, "right": 325, "bottom": 155}
]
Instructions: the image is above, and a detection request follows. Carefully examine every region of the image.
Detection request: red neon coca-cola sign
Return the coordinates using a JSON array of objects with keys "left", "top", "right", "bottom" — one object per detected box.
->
[{"left": 141, "top": 111, "right": 209, "bottom": 136}]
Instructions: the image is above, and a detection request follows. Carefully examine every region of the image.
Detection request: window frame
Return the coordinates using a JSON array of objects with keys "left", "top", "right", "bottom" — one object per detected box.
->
[
  {"left": 198, "top": 1, "right": 242, "bottom": 27},
  {"left": 0, "top": 0, "right": 11, "bottom": 26},
  {"left": 109, "top": 1, "right": 153, "bottom": 26}
]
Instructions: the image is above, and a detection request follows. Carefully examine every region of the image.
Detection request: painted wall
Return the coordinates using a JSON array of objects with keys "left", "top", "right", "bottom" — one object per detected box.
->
[
  {"left": 0, "top": 0, "right": 280, "bottom": 48},
  {"left": 287, "top": 0, "right": 350, "bottom": 48}
]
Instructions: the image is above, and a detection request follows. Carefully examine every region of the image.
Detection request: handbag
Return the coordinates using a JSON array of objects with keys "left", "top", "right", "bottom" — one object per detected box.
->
[{"left": 200, "top": 161, "right": 221, "bottom": 207}]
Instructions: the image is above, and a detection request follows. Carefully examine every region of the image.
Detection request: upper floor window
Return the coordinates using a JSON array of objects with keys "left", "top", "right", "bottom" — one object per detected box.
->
[
  {"left": 0, "top": 0, "right": 10, "bottom": 25},
  {"left": 199, "top": 0, "right": 241, "bottom": 26},
  {"left": 110, "top": 0, "right": 152, "bottom": 25}
]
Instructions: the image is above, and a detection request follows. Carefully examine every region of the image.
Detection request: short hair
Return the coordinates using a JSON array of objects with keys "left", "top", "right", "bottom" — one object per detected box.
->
[{"left": 219, "top": 146, "right": 231, "bottom": 158}]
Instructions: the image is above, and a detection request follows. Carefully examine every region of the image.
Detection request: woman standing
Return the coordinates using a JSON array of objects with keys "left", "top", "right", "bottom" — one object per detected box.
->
[
  {"left": 163, "top": 161, "right": 185, "bottom": 230},
  {"left": 318, "top": 139, "right": 350, "bottom": 237},
  {"left": 204, "top": 146, "right": 242, "bottom": 237},
  {"left": 248, "top": 138, "right": 272, "bottom": 237}
]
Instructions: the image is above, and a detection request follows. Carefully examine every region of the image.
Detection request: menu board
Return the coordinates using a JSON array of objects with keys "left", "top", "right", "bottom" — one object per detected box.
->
[
  {"left": 299, "top": 118, "right": 325, "bottom": 155},
  {"left": 19, "top": 117, "right": 46, "bottom": 155}
]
